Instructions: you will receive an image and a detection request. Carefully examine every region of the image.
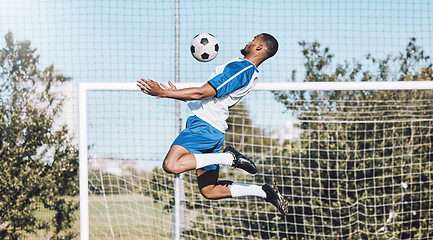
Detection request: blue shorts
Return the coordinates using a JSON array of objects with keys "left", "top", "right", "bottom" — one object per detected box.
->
[{"left": 172, "top": 115, "right": 225, "bottom": 171}]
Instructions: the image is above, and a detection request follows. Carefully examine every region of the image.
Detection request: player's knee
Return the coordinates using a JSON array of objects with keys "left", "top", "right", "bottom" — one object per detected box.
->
[
  {"left": 199, "top": 187, "right": 217, "bottom": 200},
  {"left": 162, "top": 161, "right": 181, "bottom": 174},
  {"left": 162, "top": 161, "right": 174, "bottom": 173}
]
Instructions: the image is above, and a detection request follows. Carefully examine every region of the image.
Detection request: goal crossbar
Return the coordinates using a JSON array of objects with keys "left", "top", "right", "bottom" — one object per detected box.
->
[{"left": 79, "top": 81, "right": 433, "bottom": 91}]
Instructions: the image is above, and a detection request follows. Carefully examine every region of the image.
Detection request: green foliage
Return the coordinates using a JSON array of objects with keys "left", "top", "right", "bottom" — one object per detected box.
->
[
  {"left": 0, "top": 31, "right": 79, "bottom": 239},
  {"left": 224, "top": 102, "right": 276, "bottom": 153},
  {"left": 271, "top": 38, "right": 433, "bottom": 239}
]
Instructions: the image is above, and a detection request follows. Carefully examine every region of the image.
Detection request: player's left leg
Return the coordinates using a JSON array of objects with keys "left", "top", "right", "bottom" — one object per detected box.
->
[
  {"left": 197, "top": 168, "right": 232, "bottom": 199},
  {"left": 196, "top": 168, "right": 265, "bottom": 200},
  {"left": 197, "top": 169, "right": 290, "bottom": 216}
]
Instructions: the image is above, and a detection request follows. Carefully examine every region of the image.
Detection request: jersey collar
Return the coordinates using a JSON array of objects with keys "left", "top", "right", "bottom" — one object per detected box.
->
[{"left": 241, "top": 58, "right": 259, "bottom": 72}]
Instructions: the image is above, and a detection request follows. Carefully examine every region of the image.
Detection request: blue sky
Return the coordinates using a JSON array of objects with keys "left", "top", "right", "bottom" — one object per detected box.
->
[
  {"left": 1, "top": 0, "right": 432, "bottom": 168},
  {"left": 2, "top": 0, "right": 431, "bottom": 84}
]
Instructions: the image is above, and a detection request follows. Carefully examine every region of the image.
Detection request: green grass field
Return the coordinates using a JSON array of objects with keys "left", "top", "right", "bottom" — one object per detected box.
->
[{"left": 23, "top": 194, "right": 172, "bottom": 240}]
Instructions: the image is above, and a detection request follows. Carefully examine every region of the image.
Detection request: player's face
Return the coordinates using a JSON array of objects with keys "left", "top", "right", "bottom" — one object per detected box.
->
[{"left": 241, "top": 35, "right": 262, "bottom": 56}]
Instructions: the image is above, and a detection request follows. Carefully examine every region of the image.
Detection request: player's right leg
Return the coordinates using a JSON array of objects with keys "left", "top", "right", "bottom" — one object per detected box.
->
[
  {"left": 222, "top": 146, "right": 257, "bottom": 174},
  {"left": 162, "top": 144, "right": 196, "bottom": 174},
  {"left": 162, "top": 145, "right": 257, "bottom": 174},
  {"left": 163, "top": 116, "right": 256, "bottom": 174}
]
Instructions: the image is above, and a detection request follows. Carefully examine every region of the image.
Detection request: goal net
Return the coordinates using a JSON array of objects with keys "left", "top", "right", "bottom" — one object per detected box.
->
[{"left": 79, "top": 82, "right": 433, "bottom": 240}]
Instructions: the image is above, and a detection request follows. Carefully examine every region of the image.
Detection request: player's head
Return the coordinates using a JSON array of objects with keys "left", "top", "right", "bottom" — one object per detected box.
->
[
  {"left": 260, "top": 33, "right": 278, "bottom": 58},
  {"left": 241, "top": 33, "right": 278, "bottom": 60}
]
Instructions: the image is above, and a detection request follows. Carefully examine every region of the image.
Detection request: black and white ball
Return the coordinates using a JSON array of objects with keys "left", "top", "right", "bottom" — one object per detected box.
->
[{"left": 190, "top": 33, "right": 219, "bottom": 62}]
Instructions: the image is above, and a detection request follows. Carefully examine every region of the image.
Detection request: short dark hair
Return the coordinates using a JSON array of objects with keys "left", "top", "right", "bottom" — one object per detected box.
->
[{"left": 261, "top": 33, "right": 278, "bottom": 58}]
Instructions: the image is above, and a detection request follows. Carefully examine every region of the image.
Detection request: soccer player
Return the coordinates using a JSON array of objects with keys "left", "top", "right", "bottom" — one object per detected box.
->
[{"left": 137, "top": 33, "right": 288, "bottom": 215}]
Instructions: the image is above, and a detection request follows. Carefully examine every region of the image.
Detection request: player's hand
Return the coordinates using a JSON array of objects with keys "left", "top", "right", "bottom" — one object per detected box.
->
[
  {"left": 137, "top": 78, "right": 166, "bottom": 98},
  {"left": 160, "top": 81, "right": 177, "bottom": 91}
]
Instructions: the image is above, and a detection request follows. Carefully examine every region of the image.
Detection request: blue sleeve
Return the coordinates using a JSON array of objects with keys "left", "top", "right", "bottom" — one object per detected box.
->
[{"left": 207, "top": 62, "right": 255, "bottom": 98}]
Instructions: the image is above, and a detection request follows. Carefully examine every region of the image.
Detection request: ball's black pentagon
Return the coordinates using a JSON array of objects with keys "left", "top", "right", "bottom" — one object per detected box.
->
[
  {"left": 215, "top": 43, "right": 219, "bottom": 52},
  {"left": 200, "top": 38, "right": 209, "bottom": 45},
  {"left": 201, "top": 52, "right": 209, "bottom": 59},
  {"left": 190, "top": 45, "right": 195, "bottom": 53}
]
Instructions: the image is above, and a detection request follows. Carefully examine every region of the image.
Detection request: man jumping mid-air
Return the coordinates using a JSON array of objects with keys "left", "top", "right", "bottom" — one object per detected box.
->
[{"left": 137, "top": 33, "right": 289, "bottom": 215}]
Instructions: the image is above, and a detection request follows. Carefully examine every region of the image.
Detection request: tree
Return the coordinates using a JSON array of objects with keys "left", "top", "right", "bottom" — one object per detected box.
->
[
  {"left": 0, "top": 31, "right": 79, "bottom": 239},
  {"left": 271, "top": 38, "right": 433, "bottom": 239},
  {"left": 224, "top": 102, "right": 274, "bottom": 153}
]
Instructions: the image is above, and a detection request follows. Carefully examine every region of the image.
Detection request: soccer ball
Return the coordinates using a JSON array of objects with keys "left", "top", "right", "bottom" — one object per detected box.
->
[{"left": 190, "top": 33, "right": 219, "bottom": 62}]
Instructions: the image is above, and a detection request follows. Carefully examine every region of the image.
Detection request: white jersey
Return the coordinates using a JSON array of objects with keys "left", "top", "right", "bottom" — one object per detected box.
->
[{"left": 187, "top": 58, "right": 259, "bottom": 133}]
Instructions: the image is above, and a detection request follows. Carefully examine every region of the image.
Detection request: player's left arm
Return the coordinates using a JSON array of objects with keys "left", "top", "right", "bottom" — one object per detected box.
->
[{"left": 137, "top": 78, "right": 216, "bottom": 101}]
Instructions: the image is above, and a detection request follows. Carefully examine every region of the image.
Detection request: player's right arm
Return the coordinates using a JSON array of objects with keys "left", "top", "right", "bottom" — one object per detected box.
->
[{"left": 137, "top": 78, "right": 216, "bottom": 101}]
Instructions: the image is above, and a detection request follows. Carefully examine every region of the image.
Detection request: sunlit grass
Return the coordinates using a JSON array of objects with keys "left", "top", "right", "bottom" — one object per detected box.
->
[{"left": 23, "top": 194, "right": 172, "bottom": 240}]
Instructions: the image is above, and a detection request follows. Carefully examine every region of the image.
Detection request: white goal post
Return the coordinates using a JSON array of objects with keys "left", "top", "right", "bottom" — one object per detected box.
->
[{"left": 79, "top": 81, "right": 433, "bottom": 240}]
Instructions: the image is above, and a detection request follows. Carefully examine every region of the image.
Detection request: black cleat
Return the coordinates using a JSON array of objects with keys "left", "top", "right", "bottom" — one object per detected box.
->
[
  {"left": 262, "top": 182, "right": 289, "bottom": 216},
  {"left": 223, "top": 146, "right": 257, "bottom": 174}
]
